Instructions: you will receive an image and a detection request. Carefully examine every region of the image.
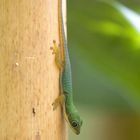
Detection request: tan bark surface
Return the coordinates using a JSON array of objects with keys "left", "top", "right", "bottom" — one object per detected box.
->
[{"left": 0, "top": 0, "right": 67, "bottom": 139}]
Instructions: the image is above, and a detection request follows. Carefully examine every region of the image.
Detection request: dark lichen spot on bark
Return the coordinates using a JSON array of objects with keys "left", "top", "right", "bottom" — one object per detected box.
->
[{"left": 32, "top": 107, "right": 36, "bottom": 116}]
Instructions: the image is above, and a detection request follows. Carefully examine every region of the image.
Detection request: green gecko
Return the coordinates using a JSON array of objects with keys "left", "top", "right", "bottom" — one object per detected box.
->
[{"left": 50, "top": 0, "right": 83, "bottom": 135}]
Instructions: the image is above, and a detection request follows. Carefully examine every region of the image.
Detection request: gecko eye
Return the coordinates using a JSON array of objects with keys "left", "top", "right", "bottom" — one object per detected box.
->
[{"left": 72, "top": 121, "right": 78, "bottom": 128}]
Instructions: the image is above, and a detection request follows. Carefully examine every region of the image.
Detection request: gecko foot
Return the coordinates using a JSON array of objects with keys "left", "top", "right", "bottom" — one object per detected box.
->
[
  {"left": 52, "top": 95, "right": 65, "bottom": 110},
  {"left": 50, "top": 40, "right": 63, "bottom": 70},
  {"left": 50, "top": 40, "right": 58, "bottom": 55}
]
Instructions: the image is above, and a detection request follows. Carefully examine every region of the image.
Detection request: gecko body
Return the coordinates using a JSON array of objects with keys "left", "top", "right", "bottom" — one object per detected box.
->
[{"left": 51, "top": 0, "right": 83, "bottom": 135}]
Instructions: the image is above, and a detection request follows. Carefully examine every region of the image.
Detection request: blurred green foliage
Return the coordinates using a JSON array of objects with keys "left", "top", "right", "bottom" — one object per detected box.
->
[
  {"left": 67, "top": 0, "right": 140, "bottom": 139},
  {"left": 68, "top": 0, "right": 140, "bottom": 111}
]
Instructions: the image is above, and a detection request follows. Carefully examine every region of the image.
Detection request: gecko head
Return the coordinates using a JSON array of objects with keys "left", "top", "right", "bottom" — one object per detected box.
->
[{"left": 67, "top": 112, "right": 83, "bottom": 135}]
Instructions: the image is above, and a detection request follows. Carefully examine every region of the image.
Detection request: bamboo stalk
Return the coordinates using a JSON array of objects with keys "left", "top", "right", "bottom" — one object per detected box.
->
[{"left": 0, "top": 0, "right": 67, "bottom": 139}]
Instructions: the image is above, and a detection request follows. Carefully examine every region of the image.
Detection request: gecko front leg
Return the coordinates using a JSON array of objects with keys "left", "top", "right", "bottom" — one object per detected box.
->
[
  {"left": 52, "top": 94, "right": 65, "bottom": 110},
  {"left": 50, "top": 40, "right": 64, "bottom": 70}
]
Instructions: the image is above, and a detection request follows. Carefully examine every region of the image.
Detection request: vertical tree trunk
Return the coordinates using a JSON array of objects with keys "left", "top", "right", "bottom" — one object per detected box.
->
[{"left": 0, "top": 0, "right": 67, "bottom": 139}]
